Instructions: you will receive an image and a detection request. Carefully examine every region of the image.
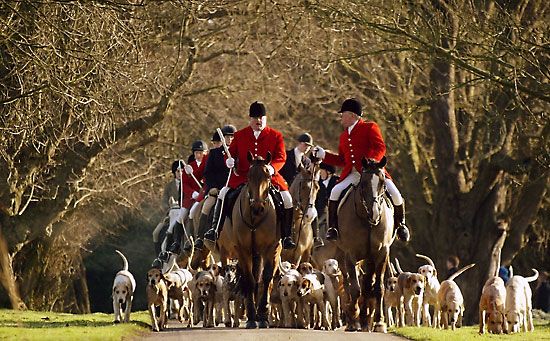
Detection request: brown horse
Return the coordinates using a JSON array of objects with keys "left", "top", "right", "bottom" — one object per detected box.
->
[
  {"left": 336, "top": 156, "right": 394, "bottom": 332},
  {"left": 281, "top": 164, "right": 320, "bottom": 265},
  {"left": 222, "top": 152, "right": 281, "bottom": 328}
]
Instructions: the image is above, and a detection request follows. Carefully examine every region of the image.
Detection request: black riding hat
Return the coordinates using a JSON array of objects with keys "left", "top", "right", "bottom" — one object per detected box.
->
[
  {"left": 339, "top": 98, "right": 362, "bottom": 116},
  {"left": 171, "top": 160, "right": 182, "bottom": 174},
  {"left": 191, "top": 140, "right": 208, "bottom": 152},
  {"left": 297, "top": 133, "right": 313, "bottom": 146},
  {"left": 249, "top": 101, "right": 266, "bottom": 117}
]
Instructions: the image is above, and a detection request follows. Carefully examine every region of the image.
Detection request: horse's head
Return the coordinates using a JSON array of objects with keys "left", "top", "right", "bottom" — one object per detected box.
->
[
  {"left": 246, "top": 151, "right": 272, "bottom": 215},
  {"left": 293, "top": 163, "right": 320, "bottom": 216},
  {"left": 358, "top": 156, "right": 387, "bottom": 225}
]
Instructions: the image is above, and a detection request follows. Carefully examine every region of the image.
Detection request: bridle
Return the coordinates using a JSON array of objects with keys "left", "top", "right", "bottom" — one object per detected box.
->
[{"left": 358, "top": 168, "right": 386, "bottom": 226}]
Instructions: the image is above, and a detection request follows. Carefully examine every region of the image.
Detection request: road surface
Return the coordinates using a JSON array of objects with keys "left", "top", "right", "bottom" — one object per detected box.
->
[{"left": 134, "top": 320, "right": 406, "bottom": 341}]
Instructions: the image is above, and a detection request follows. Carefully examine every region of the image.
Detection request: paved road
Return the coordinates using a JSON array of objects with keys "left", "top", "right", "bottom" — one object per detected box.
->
[{"left": 134, "top": 320, "right": 406, "bottom": 341}]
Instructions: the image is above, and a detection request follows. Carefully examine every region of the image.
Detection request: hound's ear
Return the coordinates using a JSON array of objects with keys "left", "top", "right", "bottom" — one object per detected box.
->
[
  {"left": 194, "top": 272, "right": 201, "bottom": 280},
  {"left": 433, "top": 268, "right": 438, "bottom": 278},
  {"left": 405, "top": 276, "right": 412, "bottom": 289},
  {"left": 501, "top": 312, "right": 507, "bottom": 331},
  {"left": 265, "top": 151, "right": 272, "bottom": 164}
]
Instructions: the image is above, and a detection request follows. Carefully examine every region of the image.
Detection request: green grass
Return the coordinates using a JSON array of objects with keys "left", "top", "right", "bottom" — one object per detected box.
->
[
  {"left": 391, "top": 321, "right": 550, "bottom": 341},
  {"left": 0, "top": 309, "right": 151, "bottom": 340}
]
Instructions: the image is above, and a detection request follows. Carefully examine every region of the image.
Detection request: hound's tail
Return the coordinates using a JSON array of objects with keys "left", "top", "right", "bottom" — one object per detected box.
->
[
  {"left": 448, "top": 263, "right": 475, "bottom": 282},
  {"left": 524, "top": 269, "right": 539, "bottom": 283},
  {"left": 115, "top": 250, "right": 129, "bottom": 271},
  {"left": 394, "top": 258, "right": 403, "bottom": 274}
]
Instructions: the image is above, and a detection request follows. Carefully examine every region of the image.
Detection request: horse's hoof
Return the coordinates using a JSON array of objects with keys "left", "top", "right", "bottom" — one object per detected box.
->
[
  {"left": 258, "top": 320, "right": 269, "bottom": 328},
  {"left": 245, "top": 320, "right": 257, "bottom": 329},
  {"left": 225, "top": 321, "right": 232, "bottom": 328},
  {"left": 345, "top": 324, "right": 357, "bottom": 332},
  {"left": 374, "top": 322, "right": 387, "bottom": 333},
  {"left": 114, "top": 320, "right": 120, "bottom": 324}
]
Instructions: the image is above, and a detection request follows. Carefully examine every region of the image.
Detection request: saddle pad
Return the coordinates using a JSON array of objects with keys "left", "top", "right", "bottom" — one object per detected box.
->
[{"left": 336, "top": 184, "right": 354, "bottom": 214}]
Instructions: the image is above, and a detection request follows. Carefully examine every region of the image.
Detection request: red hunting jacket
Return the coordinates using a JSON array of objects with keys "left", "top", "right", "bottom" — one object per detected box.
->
[
  {"left": 227, "top": 125, "right": 288, "bottom": 191},
  {"left": 324, "top": 119, "right": 391, "bottom": 181},
  {"left": 181, "top": 159, "right": 203, "bottom": 209}
]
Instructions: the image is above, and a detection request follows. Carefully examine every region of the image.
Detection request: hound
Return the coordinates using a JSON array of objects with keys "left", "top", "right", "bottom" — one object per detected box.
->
[
  {"left": 222, "top": 262, "right": 244, "bottom": 328},
  {"left": 190, "top": 270, "right": 216, "bottom": 327},
  {"left": 207, "top": 259, "right": 225, "bottom": 326},
  {"left": 395, "top": 258, "right": 425, "bottom": 327},
  {"left": 416, "top": 254, "right": 441, "bottom": 327},
  {"left": 322, "top": 259, "right": 343, "bottom": 330},
  {"left": 112, "top": 250, "right": 136, "bottom": 323},
  {"left": 146, "top": 268, "right": 168, "bottom": 331},
  {"left": 479, "top": 230, "right": 507, "bottom": 334},
  {"left": 505, "top": 267, "right": 539, "bottom": 333},
  {"left": 297, "top": 273, "right": 330, "bottom": 330},
  {"left": 383, "top": 262, "right": 401, "bottom": 328},
  {"left": 163, "top": 260, "right": 193, "bottom": 326},
  {"left": 279, "top": 267, "right": 304, "bottom": 328},
  {"left": 438, "top": 263, "right": 475, "bottom": 330}
]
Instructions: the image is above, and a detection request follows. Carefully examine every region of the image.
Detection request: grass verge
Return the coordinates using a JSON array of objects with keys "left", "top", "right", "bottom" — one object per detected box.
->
[
  {"left": 0, "top": 309, "right": 151, "bottom": 340},
  {"left": 391, "top": 320, "right": 550, "bottom": 341}
]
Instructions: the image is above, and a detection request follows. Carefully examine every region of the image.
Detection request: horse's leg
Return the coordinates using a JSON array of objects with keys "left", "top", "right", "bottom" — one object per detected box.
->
[
  {"left": 343, "top": 256, "right": 360, "bottom": 331},
  {"left": 359, "top": 261, "right": 374, "bottom": 331},
  {"left": 257, "top": 253, "right": 275, "bottom": 328},
  {"left": 373, "top": 254, "right": 388, "bottom": 333},
  {"left": 238, "top": 259, "right": 257, "bottom": 329}
]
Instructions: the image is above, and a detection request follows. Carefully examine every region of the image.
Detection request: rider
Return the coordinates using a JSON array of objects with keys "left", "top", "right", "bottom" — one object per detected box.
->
[
  {"left": 193, "top": 125, "right": 236, "bottom": 250},
  {"left": 315, "top": 162, "right": 339, "bottom": 240},
  {"left": 280, "top": 132, "right": 314, "bottom": 186},
  {"left": 313, "top": 98, "right": 410, "bottom": 242},
  {"left": 203, "top": 101, "right": 297, "bottom": 249},
  {"left": 152, "top": 160, "right": 182, "bottom": 256},
  {"left": 166, "top": 140, "right": 208, "bottom": 255}
]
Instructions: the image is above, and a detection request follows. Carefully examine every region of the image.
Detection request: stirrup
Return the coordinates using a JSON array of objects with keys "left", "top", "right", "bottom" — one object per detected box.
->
[
  {"left": 158, "top": 251, "right": 170, "bottom": 262},
  {"left": 313, "top": 237, "right": 324, "bottom": 248},
  {"left": 325, "top": 227, "right": 339, "bottom": 241}
]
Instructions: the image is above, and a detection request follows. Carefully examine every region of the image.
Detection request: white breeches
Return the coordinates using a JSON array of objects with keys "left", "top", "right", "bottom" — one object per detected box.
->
[
  {"left": 201, "top": 195, "right": 216, "bottom": 215},
  {"left": 329, "top": 172, "right": 404, "bottom": 206},
  {"left": 189, "top": 201, "right": 201, "bottom": 220}
]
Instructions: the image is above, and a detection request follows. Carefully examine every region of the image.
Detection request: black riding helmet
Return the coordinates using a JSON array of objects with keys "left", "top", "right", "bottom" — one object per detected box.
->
[
  {"left": 171, "top": 160, "right": 182, "bottom": 174},
  {"left": 191, "top": 140, "right": 208, "bottom": 152}
]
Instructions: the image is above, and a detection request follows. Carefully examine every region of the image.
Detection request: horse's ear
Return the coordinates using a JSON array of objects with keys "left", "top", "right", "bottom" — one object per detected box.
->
[
  {"left": 378, "top": 156, "right": 387, "bottom": 168},
  {"left": 247, "top": 151, "right": 253, "bottom": 163},
  {"left": 361, "top": 157, "right": 369, "bottom": 170},
  {"left": 265, "top": 151, "right": 272, "bottom": 164}
]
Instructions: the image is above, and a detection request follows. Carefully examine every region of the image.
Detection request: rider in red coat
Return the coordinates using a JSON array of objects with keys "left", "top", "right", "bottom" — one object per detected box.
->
[
  {"left": 314, "top": 98, "right": 410, "bottom": 242},
  {"left": 203, "top": 101, "right": 297, "bottom": 249}
]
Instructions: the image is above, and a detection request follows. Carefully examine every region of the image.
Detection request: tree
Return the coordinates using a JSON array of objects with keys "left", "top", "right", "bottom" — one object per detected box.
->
[{"left": 307, "top": 0, "right": 549, "bottom": 322}]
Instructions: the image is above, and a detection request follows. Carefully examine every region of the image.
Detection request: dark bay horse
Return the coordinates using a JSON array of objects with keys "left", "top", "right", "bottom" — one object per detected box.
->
[
  {"left": 282, "top": 164, "right": 320, "bottom": 264},
  {"left": 223, "top": 152, "right": 281, "bottom": 328},
  {"left": 336, "top": 156, "right": 394, "bottom": 332}
]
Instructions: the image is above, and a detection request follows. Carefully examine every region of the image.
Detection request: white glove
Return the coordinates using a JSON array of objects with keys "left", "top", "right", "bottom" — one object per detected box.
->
[
  {"left": 226, "top": 157, "right": 235, "bottom": 168},
  {"left": 306, "top": 206, "right": 318, "bottom": 220},
  {"left": 192, "top": 191, "right": 199, "bottom": 200},
  {"left": 313, "top": 146, "right": 325, "bottom": 159},
  {"left": 266, "top": 165, "right": 275, "bottom": 176},
  {"left": 184, "top": 164, "right": 194, "bottom": 175}
]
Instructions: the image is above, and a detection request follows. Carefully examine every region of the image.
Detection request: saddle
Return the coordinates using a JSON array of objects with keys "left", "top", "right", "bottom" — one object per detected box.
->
[{"left": 336, "top": 184, "right": 393, "bottom": 214}]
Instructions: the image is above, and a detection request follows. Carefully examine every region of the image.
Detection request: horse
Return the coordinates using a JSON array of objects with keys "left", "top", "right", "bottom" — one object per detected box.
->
[
  {"left": 281, "top": 164, "right": 320, "bottom": 265},
  {"left": 222, "top": 151, "right": 281, "bottom": 328},
  {"left": 335, "top": 156, "right": 394, "bottom": 332}
]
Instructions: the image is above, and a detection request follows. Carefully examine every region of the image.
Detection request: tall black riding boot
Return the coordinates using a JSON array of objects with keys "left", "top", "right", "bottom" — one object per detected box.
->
[
  {"left": 154, "top": 241, "right": 161, "bottom": 255},
  {"left": 281, "top": 207, "right": 296, "bottom": 249},
  {"left": 204, "top": 199, "right": 224, "bottom": 243},
  {"left": 167, "top": 221, "right": 184, "bottom": 254},
  {"left": 325, "top": 200, "right": 340, "bottom": 240},
  {"left": 312, "top": 217, "right": 324, "bottom": 248},
  {"left": 193, "top": 213, "right": 210, "bottom": 250},
  {"left": 394, "top": 203, "right": 410, "bottom": 242}
]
